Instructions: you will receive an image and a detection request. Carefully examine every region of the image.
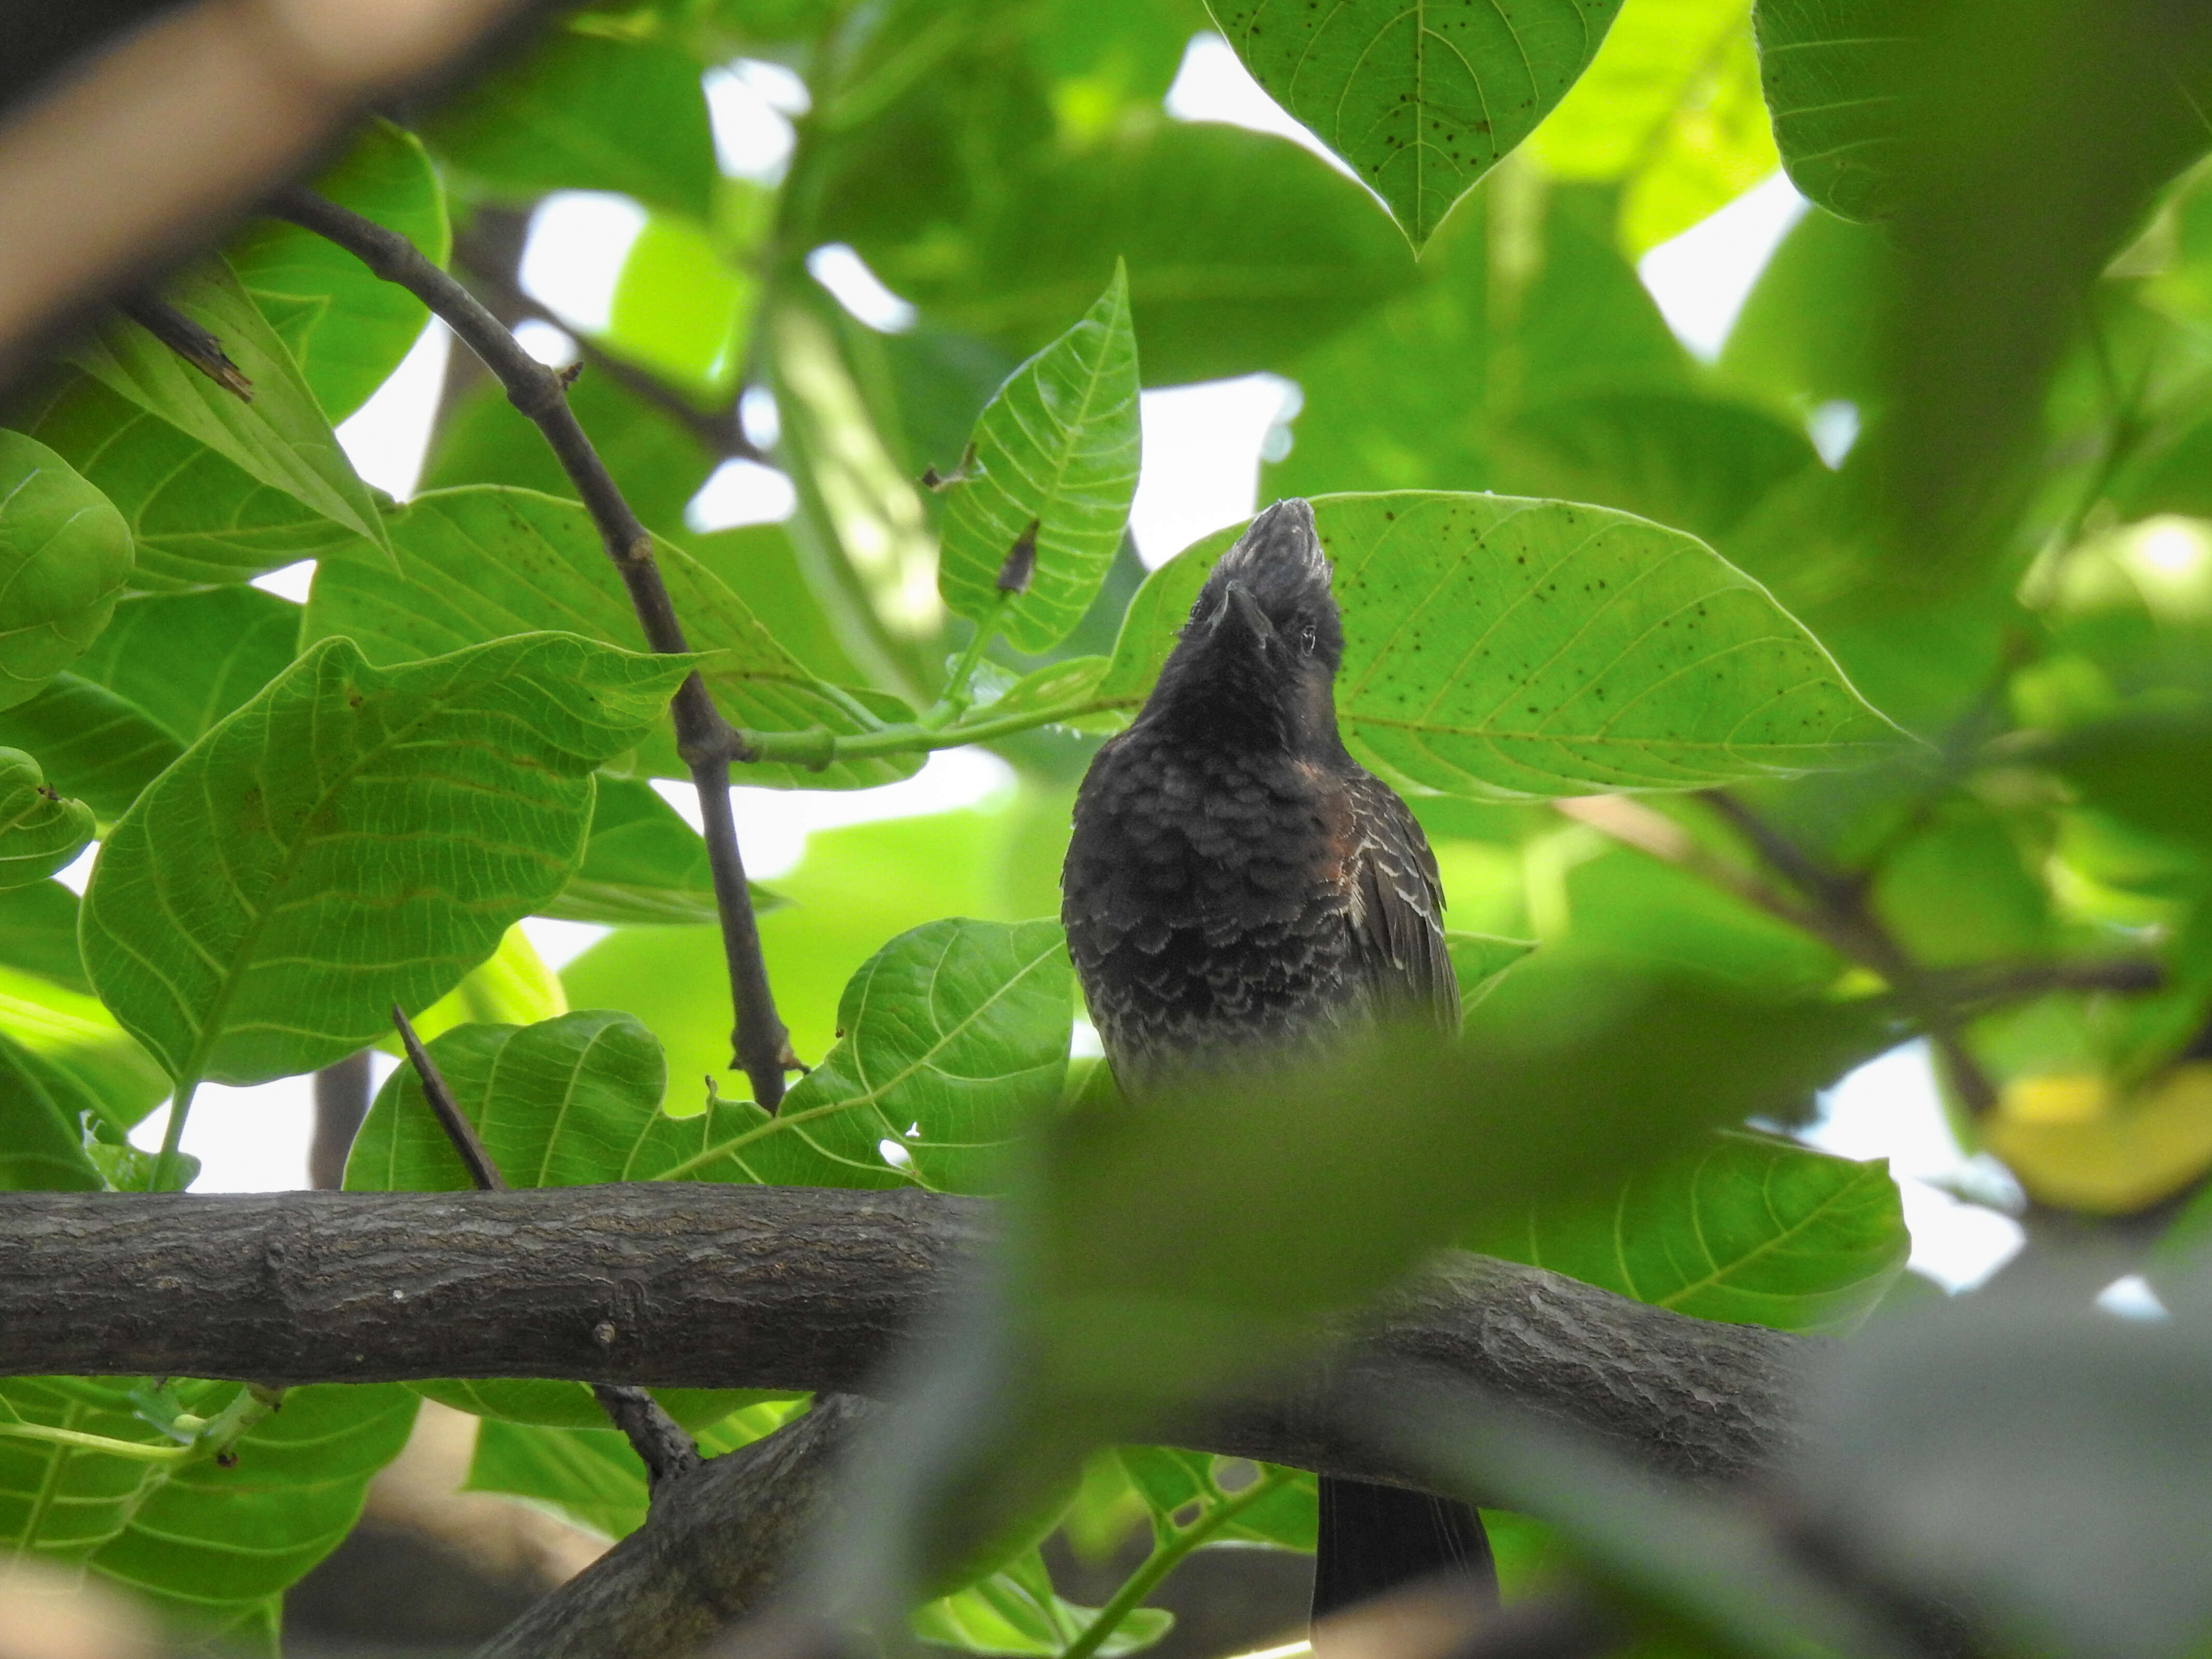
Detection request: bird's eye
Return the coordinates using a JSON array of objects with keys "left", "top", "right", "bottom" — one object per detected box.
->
[{"left": 1299, "top": 624, "right": 1317, "bottom": 656}]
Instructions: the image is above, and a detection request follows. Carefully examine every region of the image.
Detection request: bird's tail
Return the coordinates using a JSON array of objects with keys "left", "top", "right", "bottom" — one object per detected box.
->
[{"left": 1310, "top": 1475, "right": 1496, "bottom": 1641}]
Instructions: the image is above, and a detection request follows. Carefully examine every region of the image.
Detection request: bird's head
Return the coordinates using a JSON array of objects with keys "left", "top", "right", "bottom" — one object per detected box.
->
[{"left": 1142, "top": 498, "right": 1346, "bottom": 753}]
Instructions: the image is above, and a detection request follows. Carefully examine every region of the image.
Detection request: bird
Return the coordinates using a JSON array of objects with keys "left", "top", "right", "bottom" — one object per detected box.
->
[{"left": 1060, "top": 496, "right": 1497, "bottom": 1634}]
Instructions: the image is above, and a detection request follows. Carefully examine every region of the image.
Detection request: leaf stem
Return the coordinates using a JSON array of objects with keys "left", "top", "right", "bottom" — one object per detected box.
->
[
  {"left": 746, "top": 692, "right": 1134, "bottom": 768},
  {"left": 1058, "top": 1466, "right": 1296, "bottom": 1659},
  {"left": 151, "top": 1077, "right": 197, "bottom": 1193},
  {"left": 930, "top": 595, "right": 1014, "bottom": 726},
  {"left": 0, "top": 1379, "right": 281, "bottom": 1466},
  {"left": 274, "top": 187, "right": 798, "bottom": 1113}
]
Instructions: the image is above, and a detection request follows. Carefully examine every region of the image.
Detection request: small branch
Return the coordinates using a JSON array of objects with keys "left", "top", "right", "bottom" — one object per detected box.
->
[
  {"left": 120, "top": 296, "right": 252, "bottom": 398},
  {"left": 279, "top": 187, "right": 797, "bottom": 1112},
  {"left": 394, "top": 1005, "right": 701, "bottom": 1493},
  {"left": 394, "top": 1005, "right": 507, "bottom": 1192},
  {"left": 450, "top": 224, "right": 766, "bottom": 464}
]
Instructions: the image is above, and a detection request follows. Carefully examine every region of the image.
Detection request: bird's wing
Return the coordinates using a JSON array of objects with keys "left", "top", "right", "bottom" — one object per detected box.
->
[{"left": 1344, "top": 770, "right": 1459, "bottom": 1033}]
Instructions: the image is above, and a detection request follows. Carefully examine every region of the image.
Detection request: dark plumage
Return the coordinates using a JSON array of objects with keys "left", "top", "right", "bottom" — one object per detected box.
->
[{"left": 1061, "top": 497, "right": 1496, "bottom": 1631}]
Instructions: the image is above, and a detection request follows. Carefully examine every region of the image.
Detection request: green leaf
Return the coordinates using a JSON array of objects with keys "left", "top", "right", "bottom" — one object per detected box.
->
[
  {"left": 0, "top": 960, "right": 169, "bottom": 1131},
  {"left": 644, "top": 918, "right": 1073, "bottom": 1186},
  {"left": 81, "top": 633, "right": 691, "bottom": 1088},
  {"left": 845, "top": 120, "right": 1419, "bottom": 385},
  {"left": 603, "top": 212, "right": 755, "bottom": 396},
  {"left": 1489, "top": 390, "right": 1819, "bottom": 545},
  {"left": 0, "top": 430, "right": 132, "bottom": 708},
  {"left": 1530, "top": 0, "right": 1778, "bottom": 254},
  {"left": 1444, "top": 931, "right": 1537, "bottom": 1013},
  {"left": 0, "top": 1378, "right": 416, "bottom": 1638},
  {"left": 1102, "top": 492, "right": 1908, "bottom": 799},
  {"left": 303, "top": 487, "right": 920, "bottom": 791},
  {"left": 70, "top": 585, "right": 301, "bottom": 745},
  {"left": 64, "top": 259, "right": 391, "bottom": 556},
  {"left": 0, "top": 587, "right": 299, "bottom": 827},
  {"left": 560, "top": 801, "right": 1065, "bottom": 1103},
  {"left": 0, "top": 749, "right": 92, "bottom": 891},
  {"left": 345, "top": 1009, "right": 670, "bottom": 1192},
  {"left": 939, "top": 263, "right": 1141, "bottom": 655},
  {"left": 1115, "top": 1448, "right": 1318, "bottom": 1550},
  {"left": 420, "top": 361, "right": 718, "bottom": 544},
  {"left": 422, "top": 28, "right": 718, "bottom": 220},
  {"left": 225, "top": 119, "right": 451, "bottom": 423},
  {"left": 8, "top": 370, "right": 369, "bottom": 590},
  {"left": 913, "top": 1546, "right": 1175, "bottom": 1656},
  {"left": 0, "top": 881, "right": 90, "bottom": 994},
  {"left": 1265, "top": 183, "right": 1687, "bottom": 502},
  {"left": 1750, "top": 0, "right": 1914, "bottom": 224},
  {"left": 1206, "top": 0, "right": 1626, "bottom": 246},
  {"left": 543, "top": 776, "right": 781, "bottom": 928},
  {"left": 0, "top": 1028, "right": 104, "bottom": 1191},
  {"left": 1463, "top": 1129, "right": 1909, "bottom": 1333}
]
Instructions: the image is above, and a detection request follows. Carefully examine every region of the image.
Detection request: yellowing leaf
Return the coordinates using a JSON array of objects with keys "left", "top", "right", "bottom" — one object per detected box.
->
[{"left": 1990, "top": 1064, "right": 2212, "bottom": 1214}]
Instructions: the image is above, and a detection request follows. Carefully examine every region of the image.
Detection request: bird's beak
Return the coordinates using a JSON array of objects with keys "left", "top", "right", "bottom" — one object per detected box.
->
[{"left": 1215, "top": 579, "right": 1277, "bottom": 649}]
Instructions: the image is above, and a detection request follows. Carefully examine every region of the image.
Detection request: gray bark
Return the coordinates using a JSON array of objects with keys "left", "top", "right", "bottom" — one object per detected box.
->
[{"left": 0, "top": 1186, "right": 1805, "bottom": 1485}]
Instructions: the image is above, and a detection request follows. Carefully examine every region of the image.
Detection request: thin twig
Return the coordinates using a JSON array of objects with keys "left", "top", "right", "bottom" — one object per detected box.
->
[
  {"left": 392, "top": 1004, "right": 507, "bottom": 1192},
  {"left": 450, "top": 224, "right": 765, "bottom": 463},
  {"left": 281, "top": 187, "right": 798, "bottom": 1112},
  {"left": 392, "top": 1004, "right": 702, "bottom": 1493}
]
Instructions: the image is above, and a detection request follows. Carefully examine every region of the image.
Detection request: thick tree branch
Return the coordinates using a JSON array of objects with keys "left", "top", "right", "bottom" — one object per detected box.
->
[
  {"left": 0, "top": 1185, "right": 1808, "bottom": 1659},
  {"left": 474, "top": 1394, "right": 877, "bottom": 1659},
  {"left": 0, "top": 1187, "right": 1808, "bottom": 1488},
  {"left": 271, "top": 187, "right": 798, "bottom": 1110}
]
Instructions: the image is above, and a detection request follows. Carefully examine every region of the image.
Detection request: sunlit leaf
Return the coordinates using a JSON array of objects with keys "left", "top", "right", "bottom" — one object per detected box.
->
[
  {"left": 1531, "top": 0, "right": 1778, "bottom": 253},
  {"left": 913, "top": 1545, "right": 1175, "bottom": 1656},
  {"left": 82, "top": 633, "right": 691, "bottom": 1087},
  {"left": 604, "top": 213, "right": 754, "bottom": 396},
  {"left": 1103, "top": 492, "right": 1908, "bottom": 799},
  {"left": 643, "top": 918, "right": 1072, "bottom": 1183},
  {"left": 0, "top": 431, "right": 132, "bottom": 709},
  {"left": 304, "top": 487, "right": 920, "bottom": 790},
  {"left": 466, "top": 1398, "right": 807, "bottom": 1541},
  {"left": 938, "top": 264, "right": 1141, "bottom": 655},
  {"left": 64, "top": 259, "right": 390, "bottom": 555},
  {"left": 9, "top": 369, "right": 369, "bottom": 590},
  {"left": 1207, "top": 0, "right": 1626, "bottom": 245}
]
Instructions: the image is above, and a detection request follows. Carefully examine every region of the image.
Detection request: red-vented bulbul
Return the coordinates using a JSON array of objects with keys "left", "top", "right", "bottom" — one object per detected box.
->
[{"left": 1061, "top": 497, "right": 1497, "bottom": 1631}]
